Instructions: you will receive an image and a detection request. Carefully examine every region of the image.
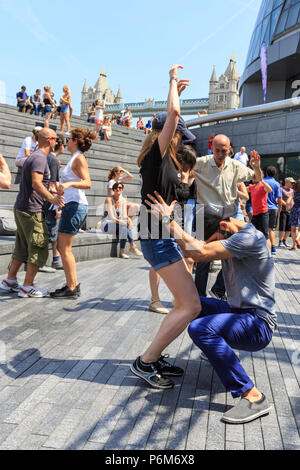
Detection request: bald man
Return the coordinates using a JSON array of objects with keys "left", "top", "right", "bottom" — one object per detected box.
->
[
  {"left": 193, "top": 134, "right": 263, "bottom": 298},
  {"left": 0, "top": 128, "right": 64, "bottom": 298}
]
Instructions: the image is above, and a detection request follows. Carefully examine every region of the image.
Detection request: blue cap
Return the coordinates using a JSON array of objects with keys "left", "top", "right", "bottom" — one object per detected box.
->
[{"left": 152, "top": 112, "right": 196, "bottom": 142}]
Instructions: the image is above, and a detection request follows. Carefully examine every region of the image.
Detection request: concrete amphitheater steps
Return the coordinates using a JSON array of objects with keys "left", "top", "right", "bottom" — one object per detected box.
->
[{"left": 0, "top": 104, "right": 144, "bottom": 270}]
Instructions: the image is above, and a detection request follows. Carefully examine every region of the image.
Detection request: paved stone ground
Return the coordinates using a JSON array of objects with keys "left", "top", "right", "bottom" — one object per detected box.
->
[{"left": 0, "top": 246, "right": 299, "bottom": 450}]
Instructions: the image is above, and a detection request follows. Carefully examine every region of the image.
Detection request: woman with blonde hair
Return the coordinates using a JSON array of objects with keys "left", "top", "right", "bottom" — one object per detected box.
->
[
  {"left": 43, "top": 86, "right": 56, "bottom": 128},
  {"left": 131, "top": 65, "right": 201, "bottom": 390},
  {"left": 102, "top": 116, "right": 112, "bottom": 141},
  {"left": 50, "top": 128, "right": 97, "bottom": 299},
  {"left": 60, "top": 86, "right": 72, "bottom": 134}
]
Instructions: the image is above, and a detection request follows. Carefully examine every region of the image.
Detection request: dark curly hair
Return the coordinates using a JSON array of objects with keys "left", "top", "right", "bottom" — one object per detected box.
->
[
  {"left": 177, "top": 145, "right": 197, "bottom": 170},
  {"left": 71, "top": 128, "right": 97, "bottom": 153}
]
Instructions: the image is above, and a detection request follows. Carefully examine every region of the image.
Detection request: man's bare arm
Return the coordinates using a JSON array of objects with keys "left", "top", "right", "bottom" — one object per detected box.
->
[
  {"left": 168, "top": 219, "right": 234, "bottom": 262},
  {"left": 145, "top": 192, "right": 234, "bottom": 262},
  {"left": 0, "top": 154, "right": 11, "bottom": 189}
]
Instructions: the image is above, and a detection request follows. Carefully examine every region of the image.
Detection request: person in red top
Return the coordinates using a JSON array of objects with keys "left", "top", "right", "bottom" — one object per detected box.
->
[
  {"left": 208, "top": 132, "right": 215, "bottom": 155},
  {"left": 249, "top": 179, "right": 272, "bottom": 240},
  {"left": 137, "top": 117, "right": 144, "bottom": 131}
]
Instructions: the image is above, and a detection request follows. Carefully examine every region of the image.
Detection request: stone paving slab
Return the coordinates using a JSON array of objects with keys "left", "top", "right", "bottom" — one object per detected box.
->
[{"left": 0, "top": 246, "right": 299, "bottom": 450}]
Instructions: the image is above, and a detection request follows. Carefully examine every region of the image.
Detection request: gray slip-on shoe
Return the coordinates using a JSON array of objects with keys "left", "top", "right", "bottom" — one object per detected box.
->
[{"left": 222, "top": 394, "right": 272, "bottom": 424}]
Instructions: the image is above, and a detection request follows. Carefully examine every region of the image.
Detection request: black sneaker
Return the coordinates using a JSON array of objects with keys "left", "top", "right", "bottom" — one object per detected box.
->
[
  {"left": 210, "top": 287, "right": 227, "bottom": 302},
  {"left": 50, "top": 284, "right": 81, "bottom": 299},
  {"left": 156, "top": 354, "right": 184, "bottom": 377},
  {"left": 130, "top": 356, "right": 175, "bottom": 389}
]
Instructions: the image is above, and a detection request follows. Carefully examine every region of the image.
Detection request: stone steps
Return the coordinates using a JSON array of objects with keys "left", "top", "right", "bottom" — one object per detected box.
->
[
  {"left": 0, "top": 146, "right": 141, "bottom": 172},
  {"left": 0, "top": 104, "right": 143, "bottom": 265},
  {"left": 0, "top": 126, "right": 144, "bottom": 156},
  {"left": 0, "top": 232, "right": 122, "bottom": 275},
  {"left": 0, "top": 103, "right": 144, "bottom": 139}
]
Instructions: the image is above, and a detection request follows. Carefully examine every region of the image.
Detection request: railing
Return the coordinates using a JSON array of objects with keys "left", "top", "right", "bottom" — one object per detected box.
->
[
  {"left": 185, "top": 97, "right": 300, "bottom": 128},
  {"left": 105, "top": 97, "right": 209, "bottom": 116}
]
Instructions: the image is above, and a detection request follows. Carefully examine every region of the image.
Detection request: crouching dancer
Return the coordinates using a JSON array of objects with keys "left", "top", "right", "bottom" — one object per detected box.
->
[{"left": 145, "top": 190, "right": 276, "bottom": 424}]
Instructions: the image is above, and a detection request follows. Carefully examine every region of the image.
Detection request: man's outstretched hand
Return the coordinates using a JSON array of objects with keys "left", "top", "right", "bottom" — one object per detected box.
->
[{"left": 145, "top": 192, "right": 177, "bottom": 220}]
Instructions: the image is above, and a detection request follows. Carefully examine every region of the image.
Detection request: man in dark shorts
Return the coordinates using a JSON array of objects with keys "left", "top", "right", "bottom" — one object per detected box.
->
[
  {"left": 264, "top": 166, "right": 282, "bottom": 254},
  {"left": 278, "top": 177, "right": 295, "bottom": 248},
  {"left": 45, "top": 136, "right": 65, "bottom": 271},
  {"left": 0, "top": 129, "right": 64, "bottom": 298}
]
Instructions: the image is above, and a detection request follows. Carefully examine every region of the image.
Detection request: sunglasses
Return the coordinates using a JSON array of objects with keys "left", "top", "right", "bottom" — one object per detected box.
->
[{"left": 114, "top": 186, "right": 123, "bottom": 191}]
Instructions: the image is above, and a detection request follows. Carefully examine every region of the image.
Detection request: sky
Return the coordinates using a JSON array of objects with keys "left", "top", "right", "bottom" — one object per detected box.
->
[{"left": 0, "top": 0, "right": 262, "bottom": 117}]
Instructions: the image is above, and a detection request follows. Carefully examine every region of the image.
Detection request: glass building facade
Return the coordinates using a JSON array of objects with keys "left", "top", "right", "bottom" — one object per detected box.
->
[
  {"left": 245, "top": 0, "right": 300, "bottom": 68},
  {"left": 261, "top": 154, "right": 300, "bottom": 183}
]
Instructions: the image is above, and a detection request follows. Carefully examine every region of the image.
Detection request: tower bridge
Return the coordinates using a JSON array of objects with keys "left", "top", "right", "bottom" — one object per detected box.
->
[
  {"left": 81, "top": 56, "right": 240, "bottom": 118},
  {"left": 105, "top": 97, "right": 209, "bottom": 117}
]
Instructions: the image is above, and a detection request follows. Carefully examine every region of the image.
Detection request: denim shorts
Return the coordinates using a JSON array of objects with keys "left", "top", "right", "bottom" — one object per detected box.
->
[
  {"left": 140, "top": 238, "right": 183, "bottom": 271},
  {"left": 60, "top": 105, "right": 69, "bottom": 114},
  {"left": 58, "top": 202, "right": 88, "bottom": 235},
  {"left": 44, "top": 106, "right": 52, "bottom": 113}
]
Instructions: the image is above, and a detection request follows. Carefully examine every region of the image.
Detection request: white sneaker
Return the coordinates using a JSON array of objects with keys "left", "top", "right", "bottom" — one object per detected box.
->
[
  {"left": 18, "top": 285, "right": 49, "bottom": 298},
  {"left": 0, "top": 279, "right": 20, "bottom": 294}
]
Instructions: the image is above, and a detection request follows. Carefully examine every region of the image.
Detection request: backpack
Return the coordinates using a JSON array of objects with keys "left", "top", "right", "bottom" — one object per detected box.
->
[{"left": 0, "top": 210, "right": 17, "bottom": 236}]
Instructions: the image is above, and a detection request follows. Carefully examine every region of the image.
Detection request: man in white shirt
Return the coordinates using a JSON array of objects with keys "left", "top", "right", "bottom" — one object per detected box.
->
[
  {"left": 234, "top": 147, "right": 249, "bottom": 166},
  {"left": 193, "top": 135, "right": 259, "bottom": 299},
  {"left": 15, "top": 127, "right": 42, "bottom": 169}
]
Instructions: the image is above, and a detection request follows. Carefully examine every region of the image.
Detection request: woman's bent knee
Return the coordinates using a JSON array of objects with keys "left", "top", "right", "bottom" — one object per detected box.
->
[{"left": 182, "top": 298, "right": 201, "bottom": 322}]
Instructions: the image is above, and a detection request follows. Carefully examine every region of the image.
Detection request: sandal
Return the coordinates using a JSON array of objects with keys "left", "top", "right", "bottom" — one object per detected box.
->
[{"left": 149, "top": 300, "right": 169, "bottom": 315}]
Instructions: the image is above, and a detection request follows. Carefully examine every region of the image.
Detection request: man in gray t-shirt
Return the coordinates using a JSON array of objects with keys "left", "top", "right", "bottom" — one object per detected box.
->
[
  {"left": 221, "top": 223, "right": 276, "bottom": 332},
  {"left": 146, "top": 193, "right": 276, "bottom": 424},
  {"left": 14, "top": 149, "right": 51, "bottom": 213},
  {"left": 0, "top": 129, "right": 64, "bottom": 299}
]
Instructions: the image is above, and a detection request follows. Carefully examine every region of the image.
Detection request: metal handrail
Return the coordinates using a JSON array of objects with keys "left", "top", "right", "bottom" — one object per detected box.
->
[{"left": 186, "top": 97, "right": 300, "bottom": 128}]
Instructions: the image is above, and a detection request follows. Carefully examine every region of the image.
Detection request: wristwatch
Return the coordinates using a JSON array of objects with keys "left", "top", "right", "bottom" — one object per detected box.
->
[{"left": 161, "top": 215, "right": 172, "bottom": 225}]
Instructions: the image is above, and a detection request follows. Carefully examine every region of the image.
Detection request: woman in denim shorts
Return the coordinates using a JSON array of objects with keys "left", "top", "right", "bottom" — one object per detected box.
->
[
  {"left": 50, "top": 128, "right": 97, "bottom": 299},
  {"left": 130, "top": 65, "right": 202, "bottom": 390},
  {"left": 59, "top": 86, "right": 72, "bottom": 135}
]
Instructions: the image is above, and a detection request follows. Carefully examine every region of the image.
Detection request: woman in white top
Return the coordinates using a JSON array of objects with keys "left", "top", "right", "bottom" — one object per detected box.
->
[
  {"left": 107, "top": 166, "right": 140, "bottom": 217},
  {"left": 102, "top": 116, "right": 112, "bottom": 141},
  {"left": 50, "top": 128, "right": 97, "bottom": 299},
  {"left": 101, "top": 182, "right": 142, "bottom": 259},
  {"left": 107, "top": 166, "right": 133, "bottom": 196},
  {"left": 94, "top": 99, "right": 105, "bottom": 135},
  {"left": 123, "top": 106, "right": 132, "bottom": 127}
]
